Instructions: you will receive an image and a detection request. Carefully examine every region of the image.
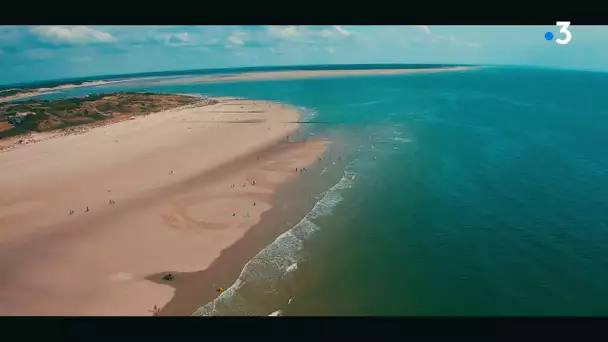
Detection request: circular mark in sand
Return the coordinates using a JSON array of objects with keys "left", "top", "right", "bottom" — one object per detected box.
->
[{"left": 184, "top": 197, "right": 258, "bottom": 224}]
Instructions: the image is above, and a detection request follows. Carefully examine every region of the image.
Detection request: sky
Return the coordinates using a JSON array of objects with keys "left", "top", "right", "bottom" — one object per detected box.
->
[{"left": 1, "top": 25, "right": 608, "bottom": 85}]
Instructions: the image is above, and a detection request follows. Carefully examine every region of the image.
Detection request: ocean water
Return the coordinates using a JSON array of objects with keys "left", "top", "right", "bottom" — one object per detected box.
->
[{"left": 46, "top": 67, "right": 608, "bottom": 315}]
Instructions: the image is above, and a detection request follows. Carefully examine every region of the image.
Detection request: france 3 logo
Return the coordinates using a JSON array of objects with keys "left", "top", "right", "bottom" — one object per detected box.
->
[{"left": 545, "top": 22, "right": 572, "bottom": 45}]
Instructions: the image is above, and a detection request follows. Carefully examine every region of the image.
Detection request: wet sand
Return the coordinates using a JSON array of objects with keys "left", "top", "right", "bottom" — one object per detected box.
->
[{"left": 0, "top": 97, "right": 328, "bottom": 315}]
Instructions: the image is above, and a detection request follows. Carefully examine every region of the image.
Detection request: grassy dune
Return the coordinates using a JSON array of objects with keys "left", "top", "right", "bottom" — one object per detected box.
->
[{"left": 0, "top": 92, "right": 204, "bottom": 138}]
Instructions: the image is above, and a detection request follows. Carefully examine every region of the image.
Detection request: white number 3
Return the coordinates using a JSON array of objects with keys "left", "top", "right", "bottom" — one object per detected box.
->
[{"left": 556, "top": 21, "right": 572, "bottom": 45}]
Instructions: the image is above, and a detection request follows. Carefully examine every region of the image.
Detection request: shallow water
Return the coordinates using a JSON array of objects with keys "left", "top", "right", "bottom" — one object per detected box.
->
[{"left": 48, "top": 67, "right": 608, "bottom": 315}]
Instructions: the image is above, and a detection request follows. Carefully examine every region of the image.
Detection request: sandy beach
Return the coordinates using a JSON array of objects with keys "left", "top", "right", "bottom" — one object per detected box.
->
[
  {"left": 109, "top": 67, "right": 474, "bottom": 87},
  {"left": 0, "top": 97, "right": 328, "bottom": 315}
]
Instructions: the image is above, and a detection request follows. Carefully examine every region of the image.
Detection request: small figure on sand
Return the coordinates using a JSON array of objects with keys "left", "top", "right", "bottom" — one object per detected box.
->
[
  {"left": 253, "top": 203, "right": 256, "bottom": 206},
  {"left": 295, "top": 168, "right": 298, "bottom": 172},
  {"left": 107, "top": 189, "right": 111, "bottom": 193},
  {"left": 170, "top": 170, "right": 173, "bottom": 175},
  {"left": 252, "top": 180, "right": 256, "bottom": 185},
  {"left": 85, "top": 206, "right": 89, "bottom": 213},
  {"left": 232, "top": 213, "right": 236, "bottom": 217},
  {"left": 162, "top": 273, "right": 174, "bottom": 281},
  {"left": 149, "top": 305, "right": 161, "bottom": 316},
  {"left": 231, "top": 184, "right": 235, "bottom": 188},
  {"left": 216, "top": 287, "right": 225, "bottom": 293},
  {"left": 109, "top": 199, "right": 115, "bottom": 205},
  {"left": 69, "top": 210, "right": 74, "bottom": 215}
]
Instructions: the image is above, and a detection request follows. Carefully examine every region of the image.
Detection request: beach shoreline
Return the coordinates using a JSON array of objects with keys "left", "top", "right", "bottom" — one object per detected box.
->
[{"left": 0, "top": 95, "right": 328, "bottom": 315}]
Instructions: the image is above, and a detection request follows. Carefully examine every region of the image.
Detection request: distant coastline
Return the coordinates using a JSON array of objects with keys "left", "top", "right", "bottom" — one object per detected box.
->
[
  {"left": 0, "top": 64, "right": 478, "bottom": 102},
  {"left": 117, "top": 66, "right": 475, "bottom": 87}
]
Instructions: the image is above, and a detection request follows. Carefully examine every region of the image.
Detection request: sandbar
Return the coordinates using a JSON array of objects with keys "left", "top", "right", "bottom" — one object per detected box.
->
[{"left": 108, "top": 66, "right": 475, "bottom": 87}]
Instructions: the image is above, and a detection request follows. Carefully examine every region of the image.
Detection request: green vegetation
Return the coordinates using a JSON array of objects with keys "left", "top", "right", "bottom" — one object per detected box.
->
[
  {"left": 0, "top": 92, "right": 200, "bottom": 139},
  {"left": 0, "top": 88, "right": 29, "bottom": 97}
]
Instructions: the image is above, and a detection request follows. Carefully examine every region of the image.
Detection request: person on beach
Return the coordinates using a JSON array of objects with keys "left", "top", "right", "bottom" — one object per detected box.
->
[
  {"left": 69, "top": 210, "right": 74, "bottom": 215},
  {"left": 85, "top": 206, "right": 89, "bottom": 213}
]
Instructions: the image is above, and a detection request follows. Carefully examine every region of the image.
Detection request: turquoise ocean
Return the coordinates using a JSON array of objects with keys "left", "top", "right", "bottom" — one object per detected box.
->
[{"left": 26, "top": 66, "right": 608, "bottom": 315}]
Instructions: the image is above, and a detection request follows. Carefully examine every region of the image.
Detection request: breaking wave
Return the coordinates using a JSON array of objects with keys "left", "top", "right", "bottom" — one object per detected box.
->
[{"left": 192, "top": 166, "right": 356, "bottom": 316}]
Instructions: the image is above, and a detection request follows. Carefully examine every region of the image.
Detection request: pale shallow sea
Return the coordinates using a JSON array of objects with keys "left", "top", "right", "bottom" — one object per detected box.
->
[{"left": 29, "top": 66, "right": 608, "bottom": 315}]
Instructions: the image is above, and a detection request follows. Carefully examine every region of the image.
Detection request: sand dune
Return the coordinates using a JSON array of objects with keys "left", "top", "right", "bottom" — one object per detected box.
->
[{"left": 0, "top": 97, "right": 328, "bottom": 315}]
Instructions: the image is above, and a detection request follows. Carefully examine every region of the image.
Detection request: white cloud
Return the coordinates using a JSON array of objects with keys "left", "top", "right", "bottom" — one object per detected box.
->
[
  {"left": 25, "top": 48, "right": 54, "bottom": 60},
  {"left": 318, "top": 29, "right": 334, "bottom": 38},
  {"left": 417, "top": 25, "right": 432, "bottom": 34},
  {"left": 30, "top": 26, "right": 117, "bottom": 45},
  {"left": 165, "top": 32, "right": 189, "bottom": 44},
  {"left": 333, "top": 25, "right": 351, "bottom": 36},
  {"left": 268, "top": 26, "right": 303, "bottom": 38},
  {"left": 72, "top": 56, "right": 93, "bottom": 63},
  {"left": 228, "top": 35, "right": 244, "bottom": 46}
]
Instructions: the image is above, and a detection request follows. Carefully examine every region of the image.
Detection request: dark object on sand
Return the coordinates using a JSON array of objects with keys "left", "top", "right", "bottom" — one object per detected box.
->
[
  {"left": 85, "top": 206, "right": 89, "bottom": 212},
  {"left": 69, "top": 210, "right": 74, "bottom": 215},
  {"left": 109, "top": 199, "right": 115, "bottom": 204},
  {"left": 149, "top": 305, "right": 161, "bottom": 316},
  {"left": 162, "top": 273, "right": 174, "bottom": 281},
  {"left": 232, "top": 213, "right": 236, "bottom": 216},
  {"left": 216, "top": 287, "right": 225, "bottom": 293}
]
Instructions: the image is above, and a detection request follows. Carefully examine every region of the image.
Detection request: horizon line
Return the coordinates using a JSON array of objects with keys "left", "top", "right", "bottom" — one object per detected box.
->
[{"left": 3, "top": 63, "right": 604, "bottom": 89}]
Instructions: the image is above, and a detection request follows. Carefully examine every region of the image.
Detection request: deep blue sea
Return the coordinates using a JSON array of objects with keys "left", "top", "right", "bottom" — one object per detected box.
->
[{"left": 34, "top": 66, "right": 608, "bottom": 315}]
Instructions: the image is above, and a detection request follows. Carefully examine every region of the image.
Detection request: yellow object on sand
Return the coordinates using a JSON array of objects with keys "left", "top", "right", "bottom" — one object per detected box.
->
[{"left": 217, "top": 287, "right": 225, "bottom": 293}]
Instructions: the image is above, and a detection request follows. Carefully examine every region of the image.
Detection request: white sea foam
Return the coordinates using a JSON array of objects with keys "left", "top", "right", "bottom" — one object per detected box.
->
[
  {"left": 269, "top": 309, "right": 283, "bottom": 316},
  {"left": 285, "top": 263, "right": 298, "bottom": 274},
  {"left": 348, "top": 100, "right": 382, "bottom": 107},
  {"left": 393, "top": 137, "right": 412, "bottom": 143},
  {"left": 192, "top": 167, "right": 356, "bottom": 316}
]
